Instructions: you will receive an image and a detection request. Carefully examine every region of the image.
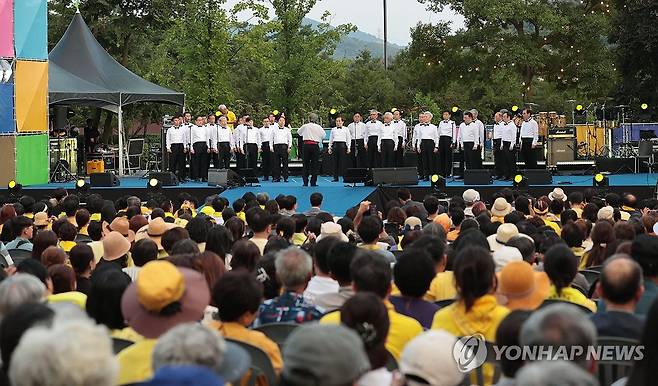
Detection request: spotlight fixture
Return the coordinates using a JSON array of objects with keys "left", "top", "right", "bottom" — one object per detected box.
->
[
  {"left": 513, "top": 174, "right": 528, "bottom": 188},
  {"left": 329, "top": 108, "right": 337, "bottom": 115},
  {"left": 431, "top": 174, "right": 446, "bottom": 189},
  {"left": 511, "top": 105, "right": 519, "bottom": 112},
  {"left": 576, "top": 104, "right": 584, "bottom": 112},
  {"left": 640, "top": 103, "right": 648, "bottom": 110},
  {"left": 593, "top": 173, "right": 609, "bottom": 187},
  {"left": 7, "top": 180, "right": 22, "bottom": 196},
  {"left": 147, "top": 178, "right": 162, "bottom": 191},
  {"left": 451, "top": 106, "right": 459, "bottom": 113},
  {"left": 272, "top": 109, "right": 279, "bottom": 116},
  {"left": 75, "top": 179, "right": 90, "bottom": 195}
]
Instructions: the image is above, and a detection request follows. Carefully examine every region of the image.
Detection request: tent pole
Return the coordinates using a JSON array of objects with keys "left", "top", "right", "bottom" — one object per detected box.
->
[{"left": 118, "top": 95, "right": 124, "bottom": 176}]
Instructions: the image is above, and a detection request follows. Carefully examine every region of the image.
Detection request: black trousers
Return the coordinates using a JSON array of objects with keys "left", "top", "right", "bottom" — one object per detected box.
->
[
  {"left": 261, "top": 141, "right": 272, "bottom": 178},
  {"left": 302, "top": 143, "right": 320, "bottom": 185},
  {"left": 213, "top": 142, "right": 231, "bottom": 170},
  {"left": 366, "top": 136, "right": 380, "bottom": 169},
  {"left": 245, "top": 143, "right": 259, "bottom": 170},
  {"left": 191, "top": 142, "right": 209, "bottom": 180},
  {"left": 502, "top": 141, "right": 516, "bottom": 178},
  {"left": 169, "top": 143, "right": 186, "bottom": 180},
  {"left": 380, "top": 139, "right": 395, "bottom": 167},
  {"left": 332, "top": 142, "right": 348, "bottom": 179},
  {"left": 351, "top": 139, "right": 367, "bottom": 168},
  {"left": 273, "top": 144, "right": 289, "bottom": 181},
  {"left": 395, "top": 136, "right": 405, "bottom": 167},
  {"left": 438, "top": 136, "right": 453, "bottom": 177},
  {"left": 236, "top": 150, "right": 246, "bottom": 170},
  {"left": 420, "top": 139, "right": 436, "bottom": 178},
  {"left": 493, "top": 138, "right": 503, "bottom": 177},
  {"left": 463, "top": 142, "right": 479, "bottom": 170},
  {"left": 521, "top": 138, "right": 537, "bottom": 169}
]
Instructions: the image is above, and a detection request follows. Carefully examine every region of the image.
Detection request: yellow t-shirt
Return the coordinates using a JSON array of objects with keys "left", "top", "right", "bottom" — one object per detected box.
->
[
  {"left": 425, "top": 271, "right": 457, "bottom": 302},
  {"left": 320, "top": 300, "right": 422, "bottom": 360},
  {"left": 226, "top": 110, "right": 237, "bottom": 129},
  {"left": 546, "top": 285, "right": 597, "bottom": 312},
  {"left": 47, "top": 291, "right": 87, "bottom": 309},
  {"left": 117, "top": 339, "right": 158, "bottom": 385}
]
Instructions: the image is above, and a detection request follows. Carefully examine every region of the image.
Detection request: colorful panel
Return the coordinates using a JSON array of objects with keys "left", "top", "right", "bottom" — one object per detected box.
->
[
  {"left": 0, "top": 0, "right": 13, "bottom": 57},
  {"left": 0, "top": 136, "right": 16, "bottom": 187},
  {"left": 15, "top": 134, "right": 49, "bottom": 185},
  {"left": 13, "top": 0, "right": 47, "bottom": 60},
  {"left": 15, "top": 60, "right": 47, "bottom": 132},
  {"left": 0, "top": 83, "right": 14, "bottom": 133}
]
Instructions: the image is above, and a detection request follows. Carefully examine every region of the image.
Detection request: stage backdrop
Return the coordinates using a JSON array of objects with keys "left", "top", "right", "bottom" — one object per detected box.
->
[
  {"left": 15, "top": 60, "right": 47, "bottom": 132},
  {"left": 0, "top": 0, "right": 13, "bottom": 57},
  {"left": 13, "top": 0, "right": 47, "bottom": 60},
  {"left": 15, "top": 134, "right": 48, "bottom": 185},
  {"left": 0, "top": 136, "right": 16, "bottom": 186},
  {"left": 0, "top": 83, "right": 14, "bottom": 133}
]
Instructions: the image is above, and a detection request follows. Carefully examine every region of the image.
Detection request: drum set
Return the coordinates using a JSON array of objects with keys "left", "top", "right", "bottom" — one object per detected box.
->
[{"left": 538, "top": 111, "right": 567, "bottom": 137}]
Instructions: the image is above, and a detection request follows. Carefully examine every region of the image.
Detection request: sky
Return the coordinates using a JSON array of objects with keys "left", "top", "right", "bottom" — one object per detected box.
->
[{"left": 224, "top": 0, "right": 465, "bottom": 46}]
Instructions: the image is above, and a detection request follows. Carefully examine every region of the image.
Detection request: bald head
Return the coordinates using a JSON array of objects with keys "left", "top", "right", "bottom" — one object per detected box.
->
[{"left": 600, "top": 257, "right": 643, "bottom": 305}]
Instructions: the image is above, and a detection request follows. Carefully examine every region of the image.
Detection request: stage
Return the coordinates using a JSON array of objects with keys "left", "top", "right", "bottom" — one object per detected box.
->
[{"left": 17, "top": 172, "right": 658, "bottom": 216}]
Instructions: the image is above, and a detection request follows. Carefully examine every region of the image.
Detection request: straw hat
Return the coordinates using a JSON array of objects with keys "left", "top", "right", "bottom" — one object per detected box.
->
[
  {"left": 121, "top": 261, "right": 210, "bottom": 339},
  {"left": 491, "top": 197, "right": 512, "bottom": 217},
  {"left": 33, "top": 212, "right": 50, "bottom": 227},
  {"left": 102, "top": 231, "right": 132, "bottom": 261},
  {"left": 135, "top": 217, "right": 171, "bottom": 251},
  {"left": 548, "top": 188, "right": 566, "bottom": 201},
  {"left": 104, "top": 217, "right": 135, "bottom": 243},
  {"left": 533, "top": 200, "right": 549, "bottom": 215},
  {"left": 433, "top": 213, "right": 452, "bottom": 233},
  {"left": 496, "top": 261, "right": 550, "bottom": 310}
]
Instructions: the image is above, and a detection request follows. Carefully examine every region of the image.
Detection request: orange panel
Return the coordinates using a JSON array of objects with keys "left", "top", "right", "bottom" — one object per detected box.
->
[{"left": 15, "top": 60, "right": 48, "bottom": 132}]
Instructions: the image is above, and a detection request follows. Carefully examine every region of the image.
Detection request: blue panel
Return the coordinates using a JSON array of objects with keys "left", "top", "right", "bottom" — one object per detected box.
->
[
  {"left": 13, "top": 0, "right": 47, "bottom": 60},
  {"left": 0, "top": 83, "right": 15, "bottom": 133}
]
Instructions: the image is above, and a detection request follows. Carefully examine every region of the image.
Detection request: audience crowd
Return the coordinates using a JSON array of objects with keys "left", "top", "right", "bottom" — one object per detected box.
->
[{"left": 0, "top": 185, "right": 657, "bottom": 386}]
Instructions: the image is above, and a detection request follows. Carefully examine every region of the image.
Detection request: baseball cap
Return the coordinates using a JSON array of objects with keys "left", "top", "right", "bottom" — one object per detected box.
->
[
  {"left": 598, "top": 206, "right": 614, "bottom": 221},
  {"left": 282, "top": 324, "right": 370, "bottom": 386},
  {"left": 399, "top": 330, "right": 464, "bottom": 386},
  {"left": 463, "top": 189, "right": 480, "bottom": 204}
]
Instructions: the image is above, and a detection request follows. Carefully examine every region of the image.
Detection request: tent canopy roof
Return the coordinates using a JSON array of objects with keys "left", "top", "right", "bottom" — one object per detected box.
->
[{"left": 48, "top": 11, "right": 184, "bottom": 109}]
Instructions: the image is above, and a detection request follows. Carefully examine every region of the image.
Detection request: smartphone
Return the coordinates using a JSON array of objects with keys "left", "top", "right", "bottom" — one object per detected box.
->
[{"left": 369, "top": 204, "right": 378, "bottom": 216}]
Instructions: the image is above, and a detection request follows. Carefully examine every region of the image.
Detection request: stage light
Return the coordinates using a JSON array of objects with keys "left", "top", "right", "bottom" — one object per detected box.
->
[
  {"left": 215, "top": 110, "right": 221, "bottom": 117},
  {"left": 75, "top": 179, "right": 90, "bottom": 195},
  {"left": 147, "top": 178, "right": 162, "bottom": 191},
  {"left": 7, "top": 180, "right": 21, "bottom": 196},
  {"left": 391, "top": 107, "right": 398, "bottom": 113},
  {"left": 272, "top": 109, "right": 279, "bottom": 116},
  {"left": 329, "top": 108, "right": 337, "bottom": 115},
  {"left": 594, "top": 173, "right": 609, "bottom": 187},
  {"left": 640, "top": 103, "right": 648, "bottom": 110},
  {"left": 451, "top": 106, "right": 459, "bottom": 113},
  {"left": 576, "top": 104, "right": 584, "bottom": 112},
  {"left": 513, "top": 174, "right": 528, "bottom": 188},
  {"left": 511, "top": 105, "right": 519, "bottom": 112},
  {"left": 431, "top": 174, "right": 446, "bottom": 190}
]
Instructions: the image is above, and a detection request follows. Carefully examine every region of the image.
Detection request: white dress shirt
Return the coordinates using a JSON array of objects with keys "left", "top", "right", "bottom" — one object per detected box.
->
[
  {"left": 500, "top": 121, "right": 518, "bottom": 149},
  {"left": 205, "top": 124, "right": 217, "bottom": 149},
  {"left": 459, "top": 122, "right": 481, "bottom": 146},
  {"left": 189, "top": 124, "right": 210, "bottom": 146},
  {"left": 165, "top": 125, "right": 188, "bottom": 151},
  {"left": 438, "top": 120, "right": 456, "bottom": 139},
  {"left": 365, "top": 120, "right": 384, "bottom": 139},
  {"left": 393, "top": 120, "right": 407, "bottom": 140},
  {"left": 520, "top": 118, "right": 539, "bottom": 146},
  {"left": 233, "top": 124, "right": 246, "bottom": 150},
  {"left": 378, "top": 122, "right": 399, "bottom": 150},
  {"left": 271, "top": 126, "right": 293, "bottom": 149},
  {"left": 297, "top": 122, "right": 326, "bottom": 142},
  {"left": 259, "top": 125, "right": 274, "bottom": 149},
  {"left": 493, "top": 122, "right": 503, "bottom": 140},
  {"left": 212, "top": 124, "right": 234, "bottom": 148},
  {"left": 348, "top": 121, "right": 366, "bottom": 140},
  {"left": 414, "top": 123, "right": 438, "bottom": 149},
  {"left": 241, "top": 126, "right": 261, "bottom": 147},
  {"left": 474, "top": 119, "right": 485, "bottom": 146},
  {"left": 329, "top": 126, "right": 352, "bottom": 152}
]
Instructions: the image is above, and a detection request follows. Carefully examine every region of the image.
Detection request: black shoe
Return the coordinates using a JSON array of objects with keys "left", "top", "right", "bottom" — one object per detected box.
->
[
  {"left": 283, "top": 179, "right": 288, "bottom": 182},
  {"left": 311, "top": 183, "right": 318, "bottom": 187},
  {"left": 332, "top": 178, "right": 339, "bottom": 182},
  {"left": 263, "top": 177, "right": 269, "bottom": 181},
  {"left": 303, "top": 182, "right": 308, "bottom": 186},
  {"left": 272, "top": 178, "right": 280, "bottom": 182}
]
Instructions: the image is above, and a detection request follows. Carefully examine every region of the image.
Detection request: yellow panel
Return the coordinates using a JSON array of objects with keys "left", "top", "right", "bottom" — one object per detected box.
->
[
  {"left": 575, "top": 124, "right": 607, "bottom": 157},
  {"left": 15, "top": 60, "right": 48, "bottom": 133}
]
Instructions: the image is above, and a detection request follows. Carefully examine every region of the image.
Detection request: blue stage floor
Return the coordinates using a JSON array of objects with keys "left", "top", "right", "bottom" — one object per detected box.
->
[{"left": 23, "top": 173, "right": 658, "bottom": 216}]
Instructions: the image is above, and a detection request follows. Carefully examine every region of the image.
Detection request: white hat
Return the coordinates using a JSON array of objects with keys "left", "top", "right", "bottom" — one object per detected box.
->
[
  {"left": 491, "top": 197, "right": 512, "bottom": 217},
  {"left": 463, "top": 189, "right": 480, "bottom": 204},
  {"left": 399, "top": 330, "right": 464, "bottom": 386},
  {"left": 487, "top": 223, "right": 519, "bottom": 252},
  {"left": 548, "top": 188, "right": 566, "bottom": 201},
  {"left": 493, "top": 246, "right": 523, "bottom": 271},
  {"left": 597, "top": 206, "right": 614, "bottom": 221},
  {"left": 653, "top": 221, "right": 658, "bottom": 235},
  {"left": 316, "top": 222, "right": 349, "bottom": 243}
]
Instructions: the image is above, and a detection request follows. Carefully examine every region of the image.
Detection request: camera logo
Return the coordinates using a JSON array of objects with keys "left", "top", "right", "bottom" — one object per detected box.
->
[{"left": 453, "top": 334, "right": 487, "bottom": 373}]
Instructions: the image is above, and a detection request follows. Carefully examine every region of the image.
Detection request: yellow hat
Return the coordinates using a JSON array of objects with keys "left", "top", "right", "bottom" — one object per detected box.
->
[{"left": 136, "top": 261, "right": 185, "bottom": 312}]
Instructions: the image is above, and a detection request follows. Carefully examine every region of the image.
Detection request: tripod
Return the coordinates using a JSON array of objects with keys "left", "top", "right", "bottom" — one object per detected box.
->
[{"left": 50, "top": 139, "right": 75, "bottom": 182}]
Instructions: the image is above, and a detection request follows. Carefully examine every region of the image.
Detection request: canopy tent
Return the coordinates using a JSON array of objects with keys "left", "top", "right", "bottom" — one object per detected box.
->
[{"left": 48, "top": 10, "right": 185, "bottom": 175}]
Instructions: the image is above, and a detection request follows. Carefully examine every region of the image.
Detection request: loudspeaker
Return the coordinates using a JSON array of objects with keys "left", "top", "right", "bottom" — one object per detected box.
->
[
  {"left": 344, "top": 168, "right": 369, "bottom": 184},
  {"left": 522, "top": 169, "right": 553, "bottom": 185},
  {"left": 90, "top": 172, "right": 120, "bottom": 187},
  {"left": 371, "top": 167, "right": 418, "bottom": 185},
  {"left": 208, "top": 169, "right": 228, "bottom": 186},
  {"left": 149, "top": 172, "right": 178, "bottom": 186},
  {"left": 239, "top": 168, "right": 259, "bottom": 184},
  {"left": 464, "top": 169, "right": 491, "bottom": 185},
  {"left": 595, "top": 157, "right": 634, "bottom": 174},
  {"left": 547, "top": 138, "right": 575, "bottom": 166}
]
